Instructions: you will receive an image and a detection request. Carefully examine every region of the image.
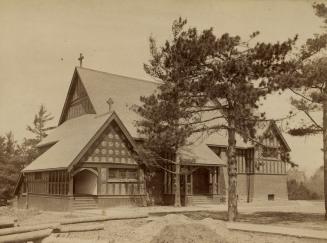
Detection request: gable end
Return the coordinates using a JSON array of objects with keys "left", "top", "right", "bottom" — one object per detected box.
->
[
  {"left": 81, "top": 121, "right": 138, "bottom": 165},
  {"left": 59, "top": 69, "right": 96, "bottom": 125}
]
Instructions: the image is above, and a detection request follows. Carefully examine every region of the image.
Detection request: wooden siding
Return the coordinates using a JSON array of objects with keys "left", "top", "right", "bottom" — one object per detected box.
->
[
  {"left": 257, "top": 159, "right": 287, "bottom": 174},
  {"left": 236, "top": 149, "right": 255, "bottom": 174},
  {"left": 63, "top": 77, "right": 95, "bottom": 122}
]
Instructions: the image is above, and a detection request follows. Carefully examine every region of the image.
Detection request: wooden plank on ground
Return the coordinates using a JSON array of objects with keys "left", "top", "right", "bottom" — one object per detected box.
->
[
  {"left": 57, "top": 224, "right": 104, "bottom": 233},
  {"left": 0, "top": 223, "right": 60, "bottom": 236},
  {"left": 0, "top": 228, "right": 53, "bottom": 243},
  {"left": 0, "top": 219, "right": 16, "bottom": 229},
  {"left": 41, "top": 236, "right": 109, "bottom": 243},
  {"left": 60, "top": 214, "right": 148, "bottom": 225}
]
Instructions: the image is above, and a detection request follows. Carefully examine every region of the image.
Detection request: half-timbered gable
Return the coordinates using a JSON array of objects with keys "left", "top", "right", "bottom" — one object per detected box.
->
[
  {"left": 76, "top": 120, "right": 145, "bottom": 197},
  {"left": 83, "top": 121, "right": 137, "bottom": 165},
  {"left": 59, "top": 72, "right": 95, "bottom": 124},
  {"left": 255, "top": 122, "right": 290, "bottom": 175}
]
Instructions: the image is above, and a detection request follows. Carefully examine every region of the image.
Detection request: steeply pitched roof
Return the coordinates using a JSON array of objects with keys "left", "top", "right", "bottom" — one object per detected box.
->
[{"left": 75, "top": 67, "right": 159, "bottom": 137}]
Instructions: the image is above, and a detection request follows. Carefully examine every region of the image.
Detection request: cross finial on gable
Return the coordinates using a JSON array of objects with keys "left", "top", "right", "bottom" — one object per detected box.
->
[
  {"left": 78, "top": 53, "right": 84, "bottom": 67},
  {"left": 107, "top": 98, "right": 114, "bottom": 112}
]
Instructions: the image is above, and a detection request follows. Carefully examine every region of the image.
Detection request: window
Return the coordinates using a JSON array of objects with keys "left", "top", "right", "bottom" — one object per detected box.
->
[
  {"left": 268, "top": 194, "right": 275, "bottom": 201},
  {"left": 262, "top": 147, "right": 279, "bottom": 158},
  {"left": 108, "top": 168, "right": 138, "bottom": 180},
  {"left": 35, "top": 172, "right": 42, "bottom": 180}
]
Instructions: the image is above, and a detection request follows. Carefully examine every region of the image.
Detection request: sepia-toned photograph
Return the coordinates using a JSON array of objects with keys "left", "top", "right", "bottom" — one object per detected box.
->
[{"left": 1, "top": 0, "right": 327, "bottom": 242}]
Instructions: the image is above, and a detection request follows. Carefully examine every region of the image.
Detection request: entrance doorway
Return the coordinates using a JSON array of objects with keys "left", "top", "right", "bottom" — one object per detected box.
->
[
  {"left": 193, "top": 167, "right": 209, "bottom": 194},
  {"left": 73, "top": 169, "right": 98, "bottom": 195}
]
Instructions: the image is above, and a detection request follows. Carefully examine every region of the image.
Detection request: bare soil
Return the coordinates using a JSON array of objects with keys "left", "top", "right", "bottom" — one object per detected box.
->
[
  {"left": 1, "top": 206, "right": 327, "bottom": 243},
  {"left": 156, "top": 211, "right": 327, "bottom": 231}
]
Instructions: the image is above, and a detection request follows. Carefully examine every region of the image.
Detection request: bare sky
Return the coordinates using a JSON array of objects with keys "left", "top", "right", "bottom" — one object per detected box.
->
[{"left": 0, "top": 0, "right": 324, "bottom": 176}]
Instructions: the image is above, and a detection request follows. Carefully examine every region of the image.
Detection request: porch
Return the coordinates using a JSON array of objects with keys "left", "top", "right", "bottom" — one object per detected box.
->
[{"left": 163, "top": 165, "right": 226, "bottom": 206}]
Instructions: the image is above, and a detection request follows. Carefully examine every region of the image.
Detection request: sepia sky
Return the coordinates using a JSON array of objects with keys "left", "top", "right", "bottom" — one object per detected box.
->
[{"left": 0, "top": 0, "right": 325, "bottom": 176}]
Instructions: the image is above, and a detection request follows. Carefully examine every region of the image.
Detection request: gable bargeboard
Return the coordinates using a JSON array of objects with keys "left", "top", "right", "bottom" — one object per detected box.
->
[{"left": 59, "top": 71, "right": 95, "bottom": 124}]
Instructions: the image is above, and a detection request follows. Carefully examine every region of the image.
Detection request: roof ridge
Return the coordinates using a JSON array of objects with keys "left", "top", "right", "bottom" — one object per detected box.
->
[{"left": 76, "top": 66, "right": 161, "bottom": 85}]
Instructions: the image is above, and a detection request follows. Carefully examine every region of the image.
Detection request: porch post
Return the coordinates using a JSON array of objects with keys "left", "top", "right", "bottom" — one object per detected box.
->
[
  {"left": 68, "top": 173, "right": 74, "bottom": 196},
  {"left": 97, "top": 167, "right": 102, "bottom": 195},
  {"left": 184, "top": 173, "right": 188, "bottom": 206},
  {"left": 190, "top": 172, "right": 193, "bottom": 195},
  {"left": 212, "top": 168, "right": 217, "bottom": 195}
]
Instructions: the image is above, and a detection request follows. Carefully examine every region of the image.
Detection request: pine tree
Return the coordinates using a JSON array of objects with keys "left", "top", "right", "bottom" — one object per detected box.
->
[
  {"left": 26, "top": 104, "right": 55, "bottom": 142},
  {"left": 0, "top": 133, "right": 21, "bottom": 199},
  {"left": 139, "top": 18, "right": 296, "bottom": 218},
  {"left": 23, "top": 105, "right": 55, "bottom": 166},
  {"left": 272, "top": 3, "right": 327, "bottom": 219},
  {"left": 135, "top": 19, "right": 206, "bottom": 207}
]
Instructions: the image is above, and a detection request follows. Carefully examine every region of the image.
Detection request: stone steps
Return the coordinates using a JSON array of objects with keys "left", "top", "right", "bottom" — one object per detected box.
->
[
  {"left": 72, "top": 197, "right": 98, "bottom": 210},
  {"left": 191, "top": 195, "right": 214, "bottom": 205}
]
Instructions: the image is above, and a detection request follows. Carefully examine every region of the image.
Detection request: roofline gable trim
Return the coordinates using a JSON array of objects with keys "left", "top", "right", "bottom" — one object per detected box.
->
[
  {"left": 262, "top": 121, "right": 291, "bottom": 152},
  {"left": 68, "top": 111, "right": 138, "bottom": 172},
  {"left": 58, "top": 68, "right": 96, "bottom": 125}
]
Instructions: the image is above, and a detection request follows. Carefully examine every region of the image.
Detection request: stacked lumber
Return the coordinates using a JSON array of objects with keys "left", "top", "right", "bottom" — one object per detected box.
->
[{"left": 0, "top": 218, "right": 105, "bottom": 242}]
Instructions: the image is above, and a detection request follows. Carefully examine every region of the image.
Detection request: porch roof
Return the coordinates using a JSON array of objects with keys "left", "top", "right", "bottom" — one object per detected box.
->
[{"left": 180, "top": 134, "right": 226, "bottom": 167}]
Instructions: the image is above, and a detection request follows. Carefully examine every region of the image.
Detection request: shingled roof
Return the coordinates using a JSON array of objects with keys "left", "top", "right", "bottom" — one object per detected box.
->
[
  {"left": 58, "top": 67, "right": 159, "bottom": 137},
  {"left": 24, "top": 67, "right": 291, "bottom": 172},
  {"left": 24, "top": 113, "right": 111, "bottom": 172}
]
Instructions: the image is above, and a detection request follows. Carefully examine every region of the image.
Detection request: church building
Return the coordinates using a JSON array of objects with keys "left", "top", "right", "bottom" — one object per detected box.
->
[{"left": 14, "top": 67, "right": 293, "bottom": 211}]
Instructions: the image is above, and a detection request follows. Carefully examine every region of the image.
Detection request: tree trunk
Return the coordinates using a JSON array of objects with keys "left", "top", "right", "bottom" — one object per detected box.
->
[
  {"left": 174, "top": 155, "right": 182, "bottom": 207},
  {"left": 227, "top": 117, "right": 238, "bottom": 221},
  {"left": 323, "top": 96, "right": 327, "bottom": 220}
]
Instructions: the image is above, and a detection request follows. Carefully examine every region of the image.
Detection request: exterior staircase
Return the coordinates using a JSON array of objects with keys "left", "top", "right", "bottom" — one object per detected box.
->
[
  {"left": 72, "top": 196, "right": 98, "bottom": 210},
  {"left": 191, "top": 195, "right": 214, "bottom": 205}
]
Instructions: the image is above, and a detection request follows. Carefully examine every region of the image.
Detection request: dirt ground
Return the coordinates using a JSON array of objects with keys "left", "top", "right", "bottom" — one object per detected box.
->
[
  {"left": 157, "top": 210, "right": 327, "bottom": 231},
  {"left": 1, "top": 206, "right": 327, "bottom": 243},
  {"left": 56, "top": 214, "right": 327, "bottom": 243}
]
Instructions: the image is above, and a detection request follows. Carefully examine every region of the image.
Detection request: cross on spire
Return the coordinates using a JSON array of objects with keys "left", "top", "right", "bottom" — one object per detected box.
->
[{"left": 78, "top": 53, "right": 84, "bottom": 67}]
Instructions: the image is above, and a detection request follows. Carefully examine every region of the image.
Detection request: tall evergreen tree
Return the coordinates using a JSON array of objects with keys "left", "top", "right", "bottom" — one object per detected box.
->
[
  {"left": 22, "top": 105, "right": 55, "bottom": 166},
  {"left": 272, "top": 3, "right": 327, "bottom": 218},
  {"left": 136, "top": 19, "right": 209, "bottom": 207},
  {"left": 140, "top": 18, "right": 296, "bottom": 219},
  {"left": 0, "top": 105, "right": 55, "bottom": 199},
  {"left": 26, "top": 104, "right": 55, "bottom": 142},
  {"left": 0, "top": 133, "right": 21, "bottom": 199}
]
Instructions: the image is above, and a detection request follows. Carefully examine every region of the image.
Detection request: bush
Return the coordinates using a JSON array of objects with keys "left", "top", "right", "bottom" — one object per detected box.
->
[{"left": 287, "top": 179, "right": 319, "bottom": 200}]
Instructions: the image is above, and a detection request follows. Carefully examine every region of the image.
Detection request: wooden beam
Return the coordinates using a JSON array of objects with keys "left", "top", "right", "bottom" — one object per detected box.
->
[
  {"left": 0, "top": 223, "right": 59, "bottom": 236},
  {"left": 0, "top": 229, "right": 52, "bottom": 243}
]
